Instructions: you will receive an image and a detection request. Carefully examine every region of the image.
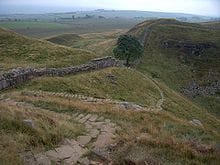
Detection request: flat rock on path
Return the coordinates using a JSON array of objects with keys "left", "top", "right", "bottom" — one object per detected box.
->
[
  {"left": 77, "top": 135, "right": 92, "bottom": 146},
  {"left": 21, "top": 112, "right": 118, "bottom": 164}
]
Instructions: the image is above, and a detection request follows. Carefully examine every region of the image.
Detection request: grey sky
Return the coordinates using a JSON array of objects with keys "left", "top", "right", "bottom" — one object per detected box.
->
[{"left": 1, "top": 0, "right": 220, "bottom": 16}]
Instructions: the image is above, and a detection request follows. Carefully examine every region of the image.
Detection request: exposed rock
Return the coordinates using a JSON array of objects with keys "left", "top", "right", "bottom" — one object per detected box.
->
[
  {"left": 77, "top": 136, "right": 92, "bottom": 146},
  {"left": 118, "top": 102, "right": 143, "bottom": 111},
  {"left": 23, "top": 119, "right": 35, "bottom": 128},
  {"left": 88, "top": 114, "right": 99, "bottom": 122},
  {"left": 79, "top": 114, "right": 92, "bottom": 123},
  {"left": 190, "top": 119, "right": 203, "bottom": 126},
  {"left": 88, "top": 129, "right": 100, "bottom": 138},
  {"left": 54, "top": 145, "right": 75, "bottom": 160},
  {"left": 45, "top": 150, "right": 60, "bottom": 162},
  {"left": 21, "top": 151, "right": 36, "bottom": 165},
  {"left": 78, "top": 157, "right": 90, "bottom": 165},
  {"left": 93, "top": 132, "right": 114, "bottom": 149},
  {"left": 182, "top": 73, "right": 220, "bottom": 98},
  {"left": 162, "top": 39, "right": 216, "bottom": 56},
  {"left": 90, "top": 160, "right": 104, "bottom": 165},
  {"left": 91, "top": 147, "right": 113, "bottom": 162},
  {"left": 34, "top": 153, "right": 51, "bottom": 165}
]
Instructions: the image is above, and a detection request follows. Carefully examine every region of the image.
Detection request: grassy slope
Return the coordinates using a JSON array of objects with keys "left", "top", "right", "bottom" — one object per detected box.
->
[
  {"left": 201, "top": 21, "right": 220, "bottom": 30},
  {"left": 22, "top": 67, "right": 220, "bottom": 133},
  {"left": 8, "top": 67, "right": 220, "bottom": 164},
  {"left": 0, "top": 28, "right": 99, "bottom": 70},
  {"left": 0, "top": 21, "right": 71, "bottom": 29},
  {"left": 23, "top": 67, "right": 161, "bottom": 107},
  {"left": 45, "top": 33, "right": 82, "bottom": 47},
  {"left": 45, "top": 29, "right": 126, "bottom": 57},
  {"left": 128, "top": 19, "right": 220, "bottom": 116}
]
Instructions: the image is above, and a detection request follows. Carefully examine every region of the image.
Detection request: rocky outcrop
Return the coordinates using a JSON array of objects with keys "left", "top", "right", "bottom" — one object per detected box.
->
[
  {"left": 182, "top": 80, "right": 220, "bottom": 98},
  {"left": 0, "top": 56, "right": 123, "bottom": 91},
  {"left": 162, "top": 39, "right": 216, "bottom": 56},
  {"left": 182, "top": 72, "right": 220, "bottom": 98}
]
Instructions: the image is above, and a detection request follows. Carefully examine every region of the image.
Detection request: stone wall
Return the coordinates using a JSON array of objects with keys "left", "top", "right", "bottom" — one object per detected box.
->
[{"left": 0, "top": 56, "right": 123, "bottom": 91}]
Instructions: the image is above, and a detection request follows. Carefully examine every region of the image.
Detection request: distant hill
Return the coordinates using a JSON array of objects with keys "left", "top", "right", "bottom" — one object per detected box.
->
[
  {"left": 0, "top": 10, "right": 217, "bottom": 38},
  {"left": 128, "top": 19, "right": 220, "bottom": 116},
  {"left": 0, "top": 9, "right": 215, "bottom": 22},
  {"left": 45, "top": 33, "right": 82, "bottom": 46},
  {"left": 0, "top": 28, "right": 99, "bottom": 70},
  {"left": 45, "top": 30, "right": 125, "bottom": 57},
  {"left": 200, "top": 21, "right": 220, "bottom": 30}
]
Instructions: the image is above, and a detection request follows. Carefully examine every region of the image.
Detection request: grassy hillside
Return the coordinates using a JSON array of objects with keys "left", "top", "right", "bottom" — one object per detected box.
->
[
  {"left": 128, "top": 19, "right": 220, "bottom": 116},
  {"left": 23, "top": 67, "right": 161, "bottom": 107},
  {"left": 45, "top": 33, "right": 82, "bottom": 47},
  {"left": 0, "top": 28, "right": 100, "bottom": 70},
  {"left": 46, "top": 30, "right": 126, "bottom": 56},
  {"left": 1, "top": 67, "right": 219, "bottom": 164},
  {"left": 21, "top": 67, "right": 220, "bottom": 131},
  {"left": 201, "top": 21, "right": 220, "bottom": 30}
]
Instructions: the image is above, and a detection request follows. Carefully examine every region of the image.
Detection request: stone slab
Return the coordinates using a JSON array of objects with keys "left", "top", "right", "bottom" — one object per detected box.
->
[{"left": 77, "top": 136, "right": 92, "bottom": 146}]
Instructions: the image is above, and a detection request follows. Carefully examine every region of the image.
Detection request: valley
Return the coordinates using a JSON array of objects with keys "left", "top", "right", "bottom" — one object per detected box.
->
[{"left": 0, "top": 11, "right": 220, "bottom": 165}]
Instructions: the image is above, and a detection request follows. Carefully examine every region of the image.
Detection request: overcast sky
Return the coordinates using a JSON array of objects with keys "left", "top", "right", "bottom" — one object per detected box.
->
[{"left": 0, "top": 0, "right": 219, "bottom": 16}]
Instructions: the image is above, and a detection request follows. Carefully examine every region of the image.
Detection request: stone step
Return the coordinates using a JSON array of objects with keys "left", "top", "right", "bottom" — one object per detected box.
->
[
  {"left": 77, "top": 136, "right": 92, "bottom": 147},
  {"left": 88, "top": 114, "right": 99, "bottom": 122},
  {"left": 93, "top": 132, "right": 115, "bottom": 149},
  {"left": 44, "top": 139, "right": 87, "bottom": 164},
  {"left": 76, "top": 114, "right": 85, "bottom": 120},
  {"left": 88, "top": 129, "right": 100, "bottom": 138},
  {"left": 79, "top": 114, "right": 92, "bottom": 123}
]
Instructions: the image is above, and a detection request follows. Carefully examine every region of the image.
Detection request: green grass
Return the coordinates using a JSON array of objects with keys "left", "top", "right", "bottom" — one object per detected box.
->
[
  {"left": 128, "top": 19, "right": 220, "bottom": 116},
  {"left": 45, "top": 33, "right": 82, "bottom": 47},
  {"left": 21, "top": 66, "right": 220, "bottom": 136},
  {"left": 23, "top": 67, "right": 161, "bottom": 107},
  {"left": 11, "top": 88, "right": 220, "bottom": 164},
  {"left": 0, "top": 21, "right": 71, "bottom": 29},
  {"left": 193, "top": 96, "right": 220, "bottom": 116},
  {"left": 0, "top": 18, "right": 139, "bottom": 38},
  {"left": 0, "top": 28, "right": 100, "bottom": 70},
  {"left": 45, "top": 30, "right": 125, "bottom": 56},
  {"left": 1, "top": 19, "right": 220, "bottom": 164}
]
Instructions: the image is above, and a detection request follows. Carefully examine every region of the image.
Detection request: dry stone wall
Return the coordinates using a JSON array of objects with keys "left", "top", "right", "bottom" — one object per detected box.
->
[{"left": 0, "top": 56, "right": 123, "bottom": 91}]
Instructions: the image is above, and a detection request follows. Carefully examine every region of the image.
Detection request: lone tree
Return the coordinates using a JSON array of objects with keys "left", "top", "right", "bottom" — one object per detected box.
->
[{"left": 113, "top": 35, "right": 143, "bottom": 66}]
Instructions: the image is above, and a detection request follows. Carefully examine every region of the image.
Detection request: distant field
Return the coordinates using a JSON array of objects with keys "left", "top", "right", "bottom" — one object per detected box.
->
[
  {"left": 0, "top": 18, "right": 140, "bottom": 38},
  {"left": 0, "top": 21, "right": 71, "bottom": 29}
]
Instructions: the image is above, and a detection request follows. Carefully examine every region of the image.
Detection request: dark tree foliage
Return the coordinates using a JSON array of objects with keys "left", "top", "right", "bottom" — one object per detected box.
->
[{"left": 113, "top": 35, "right": 144, "bottom": 66}]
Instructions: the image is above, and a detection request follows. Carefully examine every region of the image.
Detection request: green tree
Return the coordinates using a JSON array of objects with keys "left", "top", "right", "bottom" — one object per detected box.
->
[{"left": 113, "top": 35, "right": 143, "bottom": 66}]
